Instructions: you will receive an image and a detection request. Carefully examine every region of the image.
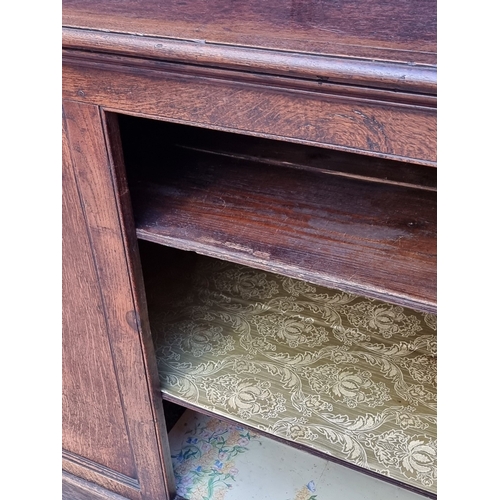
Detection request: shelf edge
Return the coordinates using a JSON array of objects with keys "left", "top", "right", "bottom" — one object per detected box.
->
[{"left": 137, "top": 230, "right": 437, "bottom": 315}]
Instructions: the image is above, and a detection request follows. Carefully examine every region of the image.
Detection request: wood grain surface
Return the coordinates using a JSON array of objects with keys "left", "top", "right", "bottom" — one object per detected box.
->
[
  {"left": 118, "top": 120, "right": 436, "bottom": 312},
  {"left": 62, "top": 63, "right": 436, "bottom": 165},
  {"left": 63, "top": 471, "right": 132, "bottom": 500},
  {"left": 62, "top": 28, "right": 436, "bottom": 95},
  {"left": 147, "top": 118, "right": 437, "bottom": 185},
  {"left": 62, "top": 0, "right": 436, "bottom": 66},
  {"left": 63, "top": 49, "right": 436, "bottom": 108},
  {"left": 62, "top": 2, "right": 437, "bottom": 496},
  {"left": 63, "top": 115, "right": 138, "bottom": 490},
  {"left": 63, "top": 100, "right": 174, "bottom": 499}
]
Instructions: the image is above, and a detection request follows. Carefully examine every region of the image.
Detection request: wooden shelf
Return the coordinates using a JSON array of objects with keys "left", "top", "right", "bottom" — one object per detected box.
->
[
  {"left": 126, "top": 125, "right": 436, "bottom": 313},
  {"left": 63, "top": 1, "right": 437, "bottom": 498},
  {"left": 140, "top": 242, "right": 437, "bottom": 496}
]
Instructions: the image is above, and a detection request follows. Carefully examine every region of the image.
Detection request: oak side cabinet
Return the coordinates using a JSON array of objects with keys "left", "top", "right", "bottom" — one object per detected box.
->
[{"left": 62, "top": 1, "right": 437, "bottom": 499}]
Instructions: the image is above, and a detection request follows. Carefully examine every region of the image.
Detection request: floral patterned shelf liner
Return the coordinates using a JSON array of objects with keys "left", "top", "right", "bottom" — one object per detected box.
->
[
  {"left": 169, "top": 409, "right": 425, "bottom": 500},
  {"left": 148, "top": 255, "right": 437, "bottom": 494}
]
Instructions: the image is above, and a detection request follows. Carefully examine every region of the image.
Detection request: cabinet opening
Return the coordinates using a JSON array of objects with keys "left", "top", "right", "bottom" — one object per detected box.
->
[
  {"left": 114, "top": 112, "right": 436, "bottom": 497},
  {"left": 118, "top": 114, "right": 437, "bottom": 314},
  {"left": 138, "top": 239, "right": 437, "bottom": 497}
]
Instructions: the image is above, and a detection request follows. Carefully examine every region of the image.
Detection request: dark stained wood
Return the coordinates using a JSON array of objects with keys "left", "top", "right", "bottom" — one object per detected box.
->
[
  {"left": 62, "top": 450, "right": 141, "bottom": 491},
  {"left": 62, "top": 0, "right": 436, "bottom": 67},
  {"left": 124, "top": 143, "right": 436, "bottom": 312},
  {"left": 62, "top": 28, "right": 436, "bottom": 95},
  {"left": 63, "top": 100, "right": 174, "bottom": 500},
  {"left": 62, "top": 63, "right": 437, "bottom": 165},
  {"left": 101, "top": 111, "right": 178, "bottom": 499},
  {"left": 154, "top": 118, "right": 437, "bottom": 187},
  {"left": 62, "top": 1, "right": 437, "bottom": 496},
  {"left": 63, "top": 471, "right": 132, "bottom": 500},
  {"left": 63, "top": 49, "right": 437, "bottom": 108},
  {"left": 62, "top": 116, "right": 138, "bottom": 495}
]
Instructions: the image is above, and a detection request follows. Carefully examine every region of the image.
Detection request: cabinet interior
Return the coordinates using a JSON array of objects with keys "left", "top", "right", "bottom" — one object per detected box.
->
[
  {"left": 117, "top": 113, "right": 437, "bottom": 498},
  {"left": 119, "top": 114, "right": 437, "bottom": 314}
]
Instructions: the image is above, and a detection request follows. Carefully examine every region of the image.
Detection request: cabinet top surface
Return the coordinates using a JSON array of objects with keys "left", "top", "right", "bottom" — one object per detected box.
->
[{"left": 62, "top": 0, "right": 436, "bottom": 65}]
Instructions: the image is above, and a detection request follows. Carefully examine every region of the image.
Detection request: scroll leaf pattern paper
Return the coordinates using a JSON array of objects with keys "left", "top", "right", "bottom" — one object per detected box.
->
[{"left": 149, "top": 257, "right": 437, "bottom": 494}]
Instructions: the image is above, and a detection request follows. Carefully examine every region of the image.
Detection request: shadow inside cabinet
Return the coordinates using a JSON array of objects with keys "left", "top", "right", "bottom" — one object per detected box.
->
[{"left": 113, "top": 112, "right": 436, "bottom": 499}]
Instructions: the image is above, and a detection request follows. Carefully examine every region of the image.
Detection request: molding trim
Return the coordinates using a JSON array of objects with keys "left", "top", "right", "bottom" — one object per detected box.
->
[
  {"left": 63, "top": 471, "right": 132, "bottom": 500},
  {"left": 62, "top": 27, "right": 437, "bottom": 95},
  {"left": 62, "top": 49, "right": 436, "bottom": 109},
  {"left": 62, "top": 449, "right": 141, "bottom": 490}
]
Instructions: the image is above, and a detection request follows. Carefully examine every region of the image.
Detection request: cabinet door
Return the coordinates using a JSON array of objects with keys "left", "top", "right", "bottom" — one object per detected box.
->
[{"left": 62, "top": 101, "right": 175, "bottom": 500}]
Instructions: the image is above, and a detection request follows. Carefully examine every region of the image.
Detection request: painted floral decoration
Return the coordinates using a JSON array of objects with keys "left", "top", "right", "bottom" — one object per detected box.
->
[{"left": 172, "top": 417, "right": 260, "bottom": 500}]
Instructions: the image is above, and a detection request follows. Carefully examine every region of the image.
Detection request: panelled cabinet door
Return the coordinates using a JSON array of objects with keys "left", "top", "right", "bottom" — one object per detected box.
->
[{"left": 62, "top": 100, "right": 175, "bottom": 500}]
